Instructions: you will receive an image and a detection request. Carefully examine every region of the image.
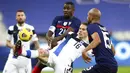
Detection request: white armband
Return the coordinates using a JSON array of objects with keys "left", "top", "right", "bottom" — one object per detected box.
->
[{"left": 48, "top": 26, "right": 56, "bottom": 33}]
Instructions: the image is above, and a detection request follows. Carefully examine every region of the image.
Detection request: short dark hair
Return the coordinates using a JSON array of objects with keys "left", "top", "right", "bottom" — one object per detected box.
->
[
  {"left": 82, "top": 22, "right": 88, "bottom": 26},
  {"left": 65, "top": 1, "right": 75, "bottom": 8},
  {"left": 16, "top": 9, "right": 25, "bottom": 13}
]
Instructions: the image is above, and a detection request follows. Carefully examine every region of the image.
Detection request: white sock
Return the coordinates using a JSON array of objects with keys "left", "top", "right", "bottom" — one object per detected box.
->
[
  {"left": 22, "top": 50, "right": 39, "bottom": 58},
  {"left": 21, "top": 49, "right": 27, "bottom": 56}
]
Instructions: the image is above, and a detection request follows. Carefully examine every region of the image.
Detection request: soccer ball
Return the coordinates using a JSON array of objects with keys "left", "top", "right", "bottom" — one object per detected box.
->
[{"left": 18, "top": 28, "right": 33, "bottom": 42}]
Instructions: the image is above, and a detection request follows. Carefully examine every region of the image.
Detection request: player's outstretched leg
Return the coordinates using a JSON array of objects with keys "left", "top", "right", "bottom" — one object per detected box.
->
[
  {"left": 32, "top": 49, "right": 49, "bottom": 73},
  {"left": 32, "top": 61, "right": 47, "bottom": 73},
  {"left": 14, "top": 40, "right": 22, "bottom": 58}
]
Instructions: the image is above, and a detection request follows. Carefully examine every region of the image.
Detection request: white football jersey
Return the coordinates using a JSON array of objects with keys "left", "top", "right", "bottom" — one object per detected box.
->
[
  {"left": 50, "top": 33, "right": 89, "bottom": 65},
  {"left": 3, "top": 23, "right": 36, "bottom": 72},
  {"left": 7, "top": 23, "right": 38, "bottom": 54}
]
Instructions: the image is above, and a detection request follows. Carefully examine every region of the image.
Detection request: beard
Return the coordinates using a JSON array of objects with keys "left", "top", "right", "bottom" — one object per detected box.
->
[
  {"left": 64, "top": 15, "right": 71, "bottom": 19},
  {"left": 64, "top": 13, "right": 73, "bottom": 19},
  {"left": 87, "top": 18, "right": 93, "bottom": 24},
  {"left": 17, "top": 21, "right": 24, "bottom": 25},
  {"left": 87, "top": 20, "right": 91, "bottom": 24}
]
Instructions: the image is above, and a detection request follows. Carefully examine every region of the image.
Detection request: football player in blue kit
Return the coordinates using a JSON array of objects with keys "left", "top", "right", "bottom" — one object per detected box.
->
[
  {"left": 32, "top": 1, "right": 81, "bottom": 73},
  {"left": 81, "top": 8, "right": 118, "bottom": 73}
]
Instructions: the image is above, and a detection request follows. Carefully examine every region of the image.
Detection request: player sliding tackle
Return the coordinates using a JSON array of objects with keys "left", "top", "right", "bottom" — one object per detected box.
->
[{"left": 14, "top": 23, "right": 93, "bottom": 73}]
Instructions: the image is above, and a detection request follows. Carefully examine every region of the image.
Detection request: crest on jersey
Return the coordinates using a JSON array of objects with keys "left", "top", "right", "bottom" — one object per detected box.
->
[
  {"left": 58, "top": 21, "right": 62, "bottom": 23},
  {"left": 68, "top": 22, "right": 72, "bottom": 25},
  {"left": 63, "top": 22, "right": 72, "bottom": 26},
  {"left": 63, "top": 22, "right": 68, "bottom": 26}
]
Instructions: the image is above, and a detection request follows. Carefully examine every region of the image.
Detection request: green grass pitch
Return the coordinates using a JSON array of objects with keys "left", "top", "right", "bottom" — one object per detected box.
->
[
  {"left": 0, "top": 66, "right": 129, "bottom": 73},
  {"left": 41, "top": 66, "right": 130, "bottom": 73}
]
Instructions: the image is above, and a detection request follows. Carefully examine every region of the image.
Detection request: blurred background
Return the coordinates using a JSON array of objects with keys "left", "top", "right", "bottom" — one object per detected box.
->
[{"left": 0, "top": 0, "right": 130, "bottom": 73}]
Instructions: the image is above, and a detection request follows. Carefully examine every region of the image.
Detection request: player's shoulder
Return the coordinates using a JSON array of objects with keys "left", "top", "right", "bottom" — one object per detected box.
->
[
  {"left": 72, "top": 16, "right": 81, "bottom": 22},
  {"left": 8, "top": 25, "right": 14, "bottom": 31},
  {"left": 73, "top": 16, "right": 80, "bottom": 21},
  {"left": 88, "top": 23, "right": 99, "bottom": 27},
  {"left": 24, "top": 23, "right": 35, "bottom": 30},
  {"left": 87, "top": 23, "right": 101, "bottom": 32}
]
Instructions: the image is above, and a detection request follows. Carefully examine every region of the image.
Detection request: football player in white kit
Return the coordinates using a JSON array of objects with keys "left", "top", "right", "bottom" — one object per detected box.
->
[
  {"left": 3, "top": 10, "right": 39, "bottom": 73},
  {"left": 14, "top": 23, "right": 91, "bottom": 73}
]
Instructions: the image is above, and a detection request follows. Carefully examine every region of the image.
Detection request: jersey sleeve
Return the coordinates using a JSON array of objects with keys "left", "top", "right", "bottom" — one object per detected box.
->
[
  {"left": 48, "top": 16, "right": 58, "bottom": 33},
  {"left": 7, "top": 26, "right": 13, "bottom": 41},
  {"left": 87, "top": 24, "right": 99, "bottom": 35},
  {"left": 31, "top": 27, "right": 38, "bottom": 42},
  {"left": 76, "top": 19, "right": 81, "bottom": 30}
]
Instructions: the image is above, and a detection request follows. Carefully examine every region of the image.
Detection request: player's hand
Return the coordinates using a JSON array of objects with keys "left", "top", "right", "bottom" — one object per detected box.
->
[
  {"left": 87, "top": 50, "right": 94, "bottom": 57},
  {"left": 82, "top": 51, "right": 92, "bottom": 63},
  {"left": 12, "top": 45, "right": 16, "bottom": 50},
  {"left": 66, "top": 27, "right": 74, "bottom": 33}
]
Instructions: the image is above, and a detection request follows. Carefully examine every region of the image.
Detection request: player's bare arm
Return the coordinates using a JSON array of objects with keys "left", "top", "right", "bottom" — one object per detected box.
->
[
  {"left": 33, "top": 41, "right": 40, "bottom": 49},
  {"left": 50, "top": 27, "right": 74, "bottom": 49},
  {"left": 50, "top": 32, "right": 68, "bottom": 49},
  {"left": 84, "top": 32, "right": 101, "bottom": 52},
  {"left": 46, "top": 30, "right": 53, "bottom": 46},
  {"left": 54, "top": 27, "right": 73, "bottom": 41},
  {"left": 82, "top": 32, "right": 101, "bottom": 63},
  {"left": 6, "top": 40, "right": 15, "bottom": 50}
]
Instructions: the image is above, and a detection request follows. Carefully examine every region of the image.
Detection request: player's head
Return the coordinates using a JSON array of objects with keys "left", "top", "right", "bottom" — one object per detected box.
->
[
  {"left": 77, "top": 22, "right": 88, "bottom": 39},
  {"left": 16, "top": 9, "right": 26, "bottom": 25},
  {"left": 87, "top": 8, "right": 101, "bottom": 24},
  {"left": 63, "top": 1, "right": 75, "bottom": 19}
]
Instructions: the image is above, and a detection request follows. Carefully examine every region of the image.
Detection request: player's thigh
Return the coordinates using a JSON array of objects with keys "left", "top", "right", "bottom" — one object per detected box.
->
[
  {"left": 97, "top": 65, "right": 116, "bottom": 73},
  {"left": 47, "top": 52, "right": 57, "bottom": 67},
  {"left": 54, "top": 63, "right": 73, "bottom": 73},
  {"left": 64, "top": 65, "right": 73, "bottom": 73},
  {"left": 26, "top": 61, "right": 32, "bottom": 73},
  {"left": 18, "top": 67, "right": 28, "bottom": 73},
  {"left": 110, "top": 67, "right": 118, "bottom": 73},
  {"left": 3, "top": 62, "right": 18, "bottom": 73},
  {"left": 54, "top": 65, "right": 65, "bottom": 73}
]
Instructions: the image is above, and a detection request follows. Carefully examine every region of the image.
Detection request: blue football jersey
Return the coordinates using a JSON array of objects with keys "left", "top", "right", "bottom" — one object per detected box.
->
[
  {"left": 87, "top": 23, "right": 117, "bottom": 67},
  {"left": 51, "top": 16, "right": 81, "bottom": 37}
]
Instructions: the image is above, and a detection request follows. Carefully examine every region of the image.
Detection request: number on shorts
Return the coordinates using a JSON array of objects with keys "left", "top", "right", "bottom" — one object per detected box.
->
[
  {"left": 64, "top": 66, "right": 73, "bottom": 73},
  {"left": 83, "top": 66, "right": 93, "bottom": 71}
]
